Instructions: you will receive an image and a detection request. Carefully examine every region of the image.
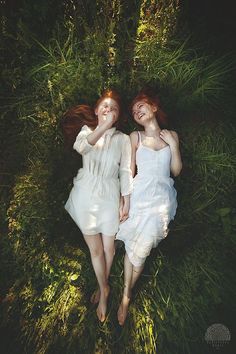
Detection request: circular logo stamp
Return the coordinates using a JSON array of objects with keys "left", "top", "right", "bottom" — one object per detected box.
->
[{"left": 205, "top": 323, "right": 231, "bottom": 350}]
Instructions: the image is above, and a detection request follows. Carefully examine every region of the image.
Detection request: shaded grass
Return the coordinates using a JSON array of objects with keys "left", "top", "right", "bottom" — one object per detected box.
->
[{"left": 1, "top": 4, "right": 236, "bottom": 354}]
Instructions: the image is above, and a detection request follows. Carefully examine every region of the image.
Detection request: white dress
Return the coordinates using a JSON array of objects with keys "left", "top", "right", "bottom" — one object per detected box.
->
[
  {"left": 116, "top": 131, "right": 177, "bottom": 267},
  {"left": 65, "top": 125, "right": 133, "bottom": 236}
]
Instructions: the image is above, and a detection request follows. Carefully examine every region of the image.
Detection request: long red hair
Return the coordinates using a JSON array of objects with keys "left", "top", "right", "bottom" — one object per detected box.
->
[
  {"left": 61, "top": 89, "right": 122, "bottom": 149},
  {"left": 131, "top": 89, "right": 168, "bottom": 128}
]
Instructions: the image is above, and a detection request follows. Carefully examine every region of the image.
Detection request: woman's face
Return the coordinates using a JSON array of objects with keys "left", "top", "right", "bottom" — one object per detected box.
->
[
  {"left": 95, "top": 97, "right": 119, "bottom": 124},
  {"left": 132, "top": 100, "right": 157, "bottom": 125}
]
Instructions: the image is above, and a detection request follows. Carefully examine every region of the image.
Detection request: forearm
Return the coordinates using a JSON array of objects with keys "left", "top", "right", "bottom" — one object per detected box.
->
[
  {"left": 170, "top": 146, "right": 182, "bottom": 177},
  {"left": 87, "top": 121, "right": 111, "bottom": 145},
  {"left": 130, "top": 158, "right": 137, "bottom": 177},
  {"left": 120, "top": 194, "right": 130, "bottom": 222},
  {"left": 119, "top": 195, "right": 124, "bottom": 208},
  {"left": 123, "top": 194, "right": 130, "bottom": 206}
]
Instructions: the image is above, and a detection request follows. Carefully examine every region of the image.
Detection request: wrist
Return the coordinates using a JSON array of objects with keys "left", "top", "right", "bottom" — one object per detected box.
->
[
  {"left": 101, "top": 118, "right": 113, "bottom": 129},
  {"left": 169, "top": 143, "right": 179, "bottom": 151},
  {"left": 123, "top": 197, "right": 130, "bottom": 206}
]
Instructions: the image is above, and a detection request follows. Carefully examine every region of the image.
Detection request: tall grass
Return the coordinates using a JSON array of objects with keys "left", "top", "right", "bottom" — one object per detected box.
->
[
  {"left": 1, "top": 4, "right": 236, "bottom": 354},
  {"left": 131, "top": 38, "right": 235, "bottom": 112}
]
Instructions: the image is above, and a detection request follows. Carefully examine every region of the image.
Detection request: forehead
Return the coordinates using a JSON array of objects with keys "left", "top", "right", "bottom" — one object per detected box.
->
[
  {"left": 99, "top": 97, "right": 119, "bottom": 107},
  {"left": 132, "top": 100, "right": 148, "bottom": 111}
]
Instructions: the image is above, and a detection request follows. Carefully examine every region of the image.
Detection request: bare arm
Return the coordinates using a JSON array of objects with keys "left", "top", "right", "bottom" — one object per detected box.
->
[
  {"left": 119, "top": 134, "right": 133, "bottom": 222},
  {"left": 159, "top": 130, "right": 182, "bottom": 177},
  {"left": 87, "top": 112, "right": 116, "bottom": 145},
  {"left": 129, "top": 131, "right": 139, "bottom": 177}
]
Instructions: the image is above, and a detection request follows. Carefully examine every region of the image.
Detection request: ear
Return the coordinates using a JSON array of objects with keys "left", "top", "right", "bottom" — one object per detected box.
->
[
  {"left": 94, "top": 107, "right": 98, "bottom": 116},
  {"left": 151, "top": 104, "right": 158, "bottom": 113}
]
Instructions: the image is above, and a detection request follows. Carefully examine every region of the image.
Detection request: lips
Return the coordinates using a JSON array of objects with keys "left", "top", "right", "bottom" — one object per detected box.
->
[{"left": 138, "top": 113, "right": 145, "bottom": 120}]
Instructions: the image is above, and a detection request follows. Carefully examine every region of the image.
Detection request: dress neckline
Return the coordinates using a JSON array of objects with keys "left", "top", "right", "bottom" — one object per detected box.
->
[
  {"left": 137, "top": 131, "right": 169, "bottom": 152},
  {"left": 105, "top": 127, "right": 116, "bottom": 136},
  {"left": 95, "top": 126, "right": 116, "bottom": 137},
  {"left": 138, "top": 144, "right": 169, "bottom": 153}
]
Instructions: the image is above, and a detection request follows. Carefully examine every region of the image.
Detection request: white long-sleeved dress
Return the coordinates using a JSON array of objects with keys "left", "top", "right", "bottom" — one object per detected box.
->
[{"left": 65, "top": 125, "right": 133, "bottom": 236}]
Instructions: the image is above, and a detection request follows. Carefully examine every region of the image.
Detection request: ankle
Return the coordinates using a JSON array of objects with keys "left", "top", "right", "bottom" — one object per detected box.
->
[
  {"left": 123, "top": 291, "right": 131, "bottom": 301},
  {"left": 100, "top": 284, "right": 110, "bottom": 295}
]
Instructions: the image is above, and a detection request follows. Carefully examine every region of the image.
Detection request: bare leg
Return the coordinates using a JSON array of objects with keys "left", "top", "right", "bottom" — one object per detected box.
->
[
  {"left": 131, "top": 264, "right": 144, "bottom": 289},
  {"left": 102, "top": 234, "right": 115, "bottom": 278},
  {"left": 83, "top": 234, "right": 109, "bottom": 322},
  {"left": 90, "top": 234, "right": 115, "bottom": 304},
  {"left": 118, "top": 253, "right": 144, "bottom": 325}
]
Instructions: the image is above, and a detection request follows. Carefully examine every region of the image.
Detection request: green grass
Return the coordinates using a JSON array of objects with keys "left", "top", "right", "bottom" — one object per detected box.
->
[{"left": 1, "top": 2, "right": 236, "bottom": 353}]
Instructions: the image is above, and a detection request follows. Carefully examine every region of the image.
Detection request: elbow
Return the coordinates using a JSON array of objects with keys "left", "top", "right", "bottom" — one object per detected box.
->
[
  {"left": 172, "top": 163, "right": 182, "bottom": 177},
  {"left": 173, "top": 171, "right": 180, "bottom": 177},
  {"left": 73, "top": 142, "right": 84, "bottom": 155},
  {"left": 73, "top": 139, "right": 93, "bottom": 155}
]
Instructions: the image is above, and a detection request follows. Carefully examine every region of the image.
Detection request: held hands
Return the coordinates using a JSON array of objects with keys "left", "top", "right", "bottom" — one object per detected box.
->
[
  {"left": 160, "top": 129, "right": 179, "bottom": 150},
  {"left": 119, "top": 196, "right": 130, "bottom": 223}
]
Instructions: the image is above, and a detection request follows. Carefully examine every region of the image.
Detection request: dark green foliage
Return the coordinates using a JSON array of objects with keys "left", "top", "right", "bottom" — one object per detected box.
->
[{"left": 1, "top": 1, "right": 236, "bottom": 353}]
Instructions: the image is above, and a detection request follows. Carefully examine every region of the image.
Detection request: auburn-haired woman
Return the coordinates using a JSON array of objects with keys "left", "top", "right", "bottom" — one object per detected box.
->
[
  {"left": 62, "top": 90, "right": 133, "bottom": 322},
  {"left": 116, "top": 89, "right": 182, "bottom": 325}
]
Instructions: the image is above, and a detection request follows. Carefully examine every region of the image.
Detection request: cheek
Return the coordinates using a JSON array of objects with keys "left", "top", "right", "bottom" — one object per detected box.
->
[
  {"left": 114, "top": 111, "right": 119, "bottom": 120},
  {"left": 98, "top": 107, "right": 105, "bottom": 115},
  {"left": 133, "top": 115, "right": 142, "bottom": 125}
]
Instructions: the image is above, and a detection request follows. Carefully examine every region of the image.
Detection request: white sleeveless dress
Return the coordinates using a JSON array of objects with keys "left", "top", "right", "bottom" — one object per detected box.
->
[{"left": 116, "top": 131, "right": 177, "bottom": 267}]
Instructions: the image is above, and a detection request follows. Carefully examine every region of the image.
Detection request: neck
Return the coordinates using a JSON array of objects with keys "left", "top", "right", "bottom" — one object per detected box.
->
[{"left": 143, "top": 118, "right": 161, "bottom": 136}]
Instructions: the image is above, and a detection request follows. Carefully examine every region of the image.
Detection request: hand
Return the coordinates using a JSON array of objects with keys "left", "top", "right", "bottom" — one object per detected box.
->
[
  {"left": 160, "top": 129, "right": 179, "bottom": 149},
  {"left": 103, "top": 111, "right": 117, "bottom": 129},
  {"left": 120, "top": 198, "right": 130, "bottom": 223}
]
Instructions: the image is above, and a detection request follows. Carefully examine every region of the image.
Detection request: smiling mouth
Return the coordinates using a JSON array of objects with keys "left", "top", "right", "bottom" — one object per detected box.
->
[{"left": 138, "top": 113, "right": 145, "bottom": 119}]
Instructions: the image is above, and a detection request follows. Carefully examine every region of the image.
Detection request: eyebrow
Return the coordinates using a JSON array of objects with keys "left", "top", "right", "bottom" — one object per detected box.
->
[
  {"left": 103, "top": 101, "right": 118, "bottom": 108},
  {"left": 132, "top": 103, "right": 141, "bottom": 112}
]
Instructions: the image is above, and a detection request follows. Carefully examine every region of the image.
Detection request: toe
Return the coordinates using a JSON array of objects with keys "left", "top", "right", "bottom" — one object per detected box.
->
[{"left": 100, "top": 314, "right": 106, "bottom": 322}]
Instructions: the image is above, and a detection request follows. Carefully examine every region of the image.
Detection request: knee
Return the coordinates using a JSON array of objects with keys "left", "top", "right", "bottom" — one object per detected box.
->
[
  {"left": 89, "top": 246, "right": 104, "bottom": 259},
  {"left": 103, "top": 243, "right": 115, "bottom": 257}
]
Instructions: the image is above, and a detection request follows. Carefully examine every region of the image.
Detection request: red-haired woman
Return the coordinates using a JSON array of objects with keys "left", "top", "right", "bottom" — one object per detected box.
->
[
  {"left": 116, "top": 89, "right": 182, "bottom": 325},
  {"left": 62, "top": 90, "right": 133, "bottom": 322}
]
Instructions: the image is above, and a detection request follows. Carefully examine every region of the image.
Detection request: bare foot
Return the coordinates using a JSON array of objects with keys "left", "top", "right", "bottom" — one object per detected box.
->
[
  {"left": 96, "top": 285, "right": 110, "bottom": 322},
  {"left": 117, "top": 294, "right": 130, "bottom": 326},
  {"left": 90, "top": 288, "right": 100, "bottom": 304}
]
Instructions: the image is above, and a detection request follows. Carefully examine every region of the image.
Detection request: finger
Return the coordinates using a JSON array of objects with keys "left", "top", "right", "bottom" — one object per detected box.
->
[
  {"left": 122, "top": 215, "right": 128, "bottom": 222},
  {"left": 120, "top": 215, "right": 127, "bottom": 223}
]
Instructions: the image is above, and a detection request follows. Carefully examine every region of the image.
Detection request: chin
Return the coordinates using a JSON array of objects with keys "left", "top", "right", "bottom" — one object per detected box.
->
[{"left": 136, "top": 118, "right": 147, "bottom": 126}]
